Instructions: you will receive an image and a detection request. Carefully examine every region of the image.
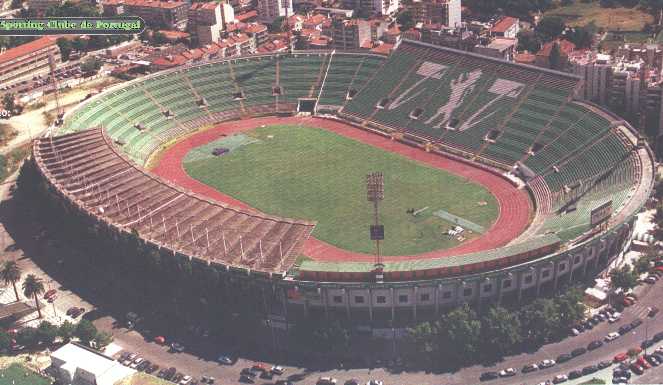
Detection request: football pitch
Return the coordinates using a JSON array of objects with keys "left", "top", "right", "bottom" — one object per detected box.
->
[{"left": 183, "top": 125, "right": 499, "bottom": 255}]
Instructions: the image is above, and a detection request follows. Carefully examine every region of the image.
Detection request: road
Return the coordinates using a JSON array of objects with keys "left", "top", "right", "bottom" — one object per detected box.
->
[{"left": 1, "top": 176, "right": 663, "bottom": 385}]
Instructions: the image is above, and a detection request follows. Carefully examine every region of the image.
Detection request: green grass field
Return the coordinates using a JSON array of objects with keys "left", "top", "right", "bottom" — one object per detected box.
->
[
  {"left": 0, "top": 363, "right": 50, "bottom": 385},
  {"left": 545, "top": 0, "right": 653, "bottom": 30},
  {"left": 184, "top": 125, "right": 498, "bottom": 255}
]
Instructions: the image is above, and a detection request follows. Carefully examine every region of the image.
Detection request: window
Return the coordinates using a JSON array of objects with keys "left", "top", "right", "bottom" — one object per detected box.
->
[
  {"left": 354, "top": 296, "right": 364, "bottom": 304},
  {"left": 376, "top": 296, "right": 386, "bottom": 304},
  {"left": 483, "top": 284, "right": 492, "bottom": 293},
  {"left": 377, "top": 97, "right": 390, "bottom": 109},
  {"left": 420, "top": 293, "right": 430, "bottom": 302},
  {"left": 442, "top": 291, "right": 452, "bottom": 299},
  {"left": 410, "top": 107, "right": 424, "bottom": 119},
  {"left": 524, "top": 275, "right": 533, "bottom": 284},
  {"left": 559, "top": 262, "right": 567, "bottom": 270},
  {"left": 575, "top": 255, "right": 582, "bottom": 264},
  {"left": 272, "top": 86, "right": 282, "bottom": 96},
  {"left": 398, "top": 295, "right": 408, "bottom": 303},
  {"left": 463, "top": 288, "right": 473, "bottom": 297},
  {"left": 542, "top": 270, "right": 550, "bottom": 279},
  {"left": 346, "top": 89, "right": 357, "bottom": 100},
  {"left": 503, "top": 279, "right": 512, "bottom": 289},
  {"left": 333, "top": 296, "right": 342, "bottom": 304},
  {"left": 232, "top": 91, "right": 245, "bottom": 100}
]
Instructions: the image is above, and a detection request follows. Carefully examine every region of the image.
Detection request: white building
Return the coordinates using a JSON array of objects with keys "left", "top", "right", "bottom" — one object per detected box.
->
[
  {"left": 257, "top": 0, "right": 292, "bottom": 23},
  {"left": 410, "top": 0, "right": 460, "bottom": 28},
  {"left": 50, "top": 343, "right": 135, "bottom": 385},
  {"left": 570, "top": 51, "right": 612, "bottom": 105}
]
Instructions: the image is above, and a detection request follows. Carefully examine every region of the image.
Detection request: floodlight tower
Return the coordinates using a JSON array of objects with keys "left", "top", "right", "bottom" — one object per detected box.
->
[
  {"left": 366, "top": 172, "right": 385, "bottom": 283},
  {"left": 48, "top": 52, "right": 64, "bottom": 125}
]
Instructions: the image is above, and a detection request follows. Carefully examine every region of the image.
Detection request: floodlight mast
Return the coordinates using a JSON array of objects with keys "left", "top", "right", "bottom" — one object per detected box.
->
[{"left": 366, "top": 172, "right": 385, "bottom": 283}]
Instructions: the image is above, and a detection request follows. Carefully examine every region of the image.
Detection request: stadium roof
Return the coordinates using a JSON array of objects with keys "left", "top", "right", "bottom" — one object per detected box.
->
[{"left": 299, "top": 234, "right": 561, "bottom": 273}]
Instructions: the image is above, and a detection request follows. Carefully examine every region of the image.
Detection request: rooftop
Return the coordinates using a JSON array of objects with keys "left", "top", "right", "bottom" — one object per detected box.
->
[
  {"left": 492, "top": 16, "right": 518, "bottom": 33},
  {"left": 0, "top": 36, "right": 56, "bottom": 65}
]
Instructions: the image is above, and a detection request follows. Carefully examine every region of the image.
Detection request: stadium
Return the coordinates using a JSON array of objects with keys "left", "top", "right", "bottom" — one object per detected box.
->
[{"left": 31, "top": 40, "right": 654, "bottom": 325}]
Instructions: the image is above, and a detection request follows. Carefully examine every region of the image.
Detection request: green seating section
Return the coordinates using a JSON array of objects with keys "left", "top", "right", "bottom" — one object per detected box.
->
[
  {"left": 318, "top": 54, "right": 385, "bottom": 106},
  {"left": 278, "top": 54, "right": 327, "bottom": 103}
]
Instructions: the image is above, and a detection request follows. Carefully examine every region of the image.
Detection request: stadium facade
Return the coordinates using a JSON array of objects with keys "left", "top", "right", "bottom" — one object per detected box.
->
[{"left": 32, "top": 40, "right": 654, "bottom": 325}]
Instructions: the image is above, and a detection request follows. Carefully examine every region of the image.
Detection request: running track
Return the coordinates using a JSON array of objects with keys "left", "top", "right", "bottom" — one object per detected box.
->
[{"left": 151, "top": 116, "right": 532, "bottom": 263}]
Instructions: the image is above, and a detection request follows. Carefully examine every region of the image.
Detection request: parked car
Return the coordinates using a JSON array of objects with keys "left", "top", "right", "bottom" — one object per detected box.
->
[
  {"left": 240, "top": 375, "right": 255, "bottom": 383},
  {"left": 582, "top": 365, "right": 598, "bottom": 375},
  {"left": 43, "top": 289, "right": 57, "bottom": 299},
  {"left": 170, "top": 342, "right": 185, "bottom": 352},
  {"left": 366, "top": 381, "right": 383, "bottom": 385},
  {"left": 605, "top": 332, "right": 620, "bottom": 342},
  {"left": 539, "top": 359, "right": 556, "bottom": 368},
  {"left": 317, "top": 377, "right": 337, "bottom": 385},
  {"left": 130, "top": 357, "right": 144, "bottom": 369},
  {"left": 522, "top": 363, "right": 538, "bottom": 373},
  {"left": 136, "top": 360, "right": 150, "bottom": 371},
  {"left": 598, "top": 360, "right": 612, "bottom": 369},
  {"left": 499, "top": 368, "right": 517, "bottom": 377},
  {"left": 480, "top": 372, "right": 499, "bottom": 381},
  {"left": 609, "top": 312, "right": 622, "bottom": 323},
  {"left": 619, "top": 324, "right": 633, "bottom": 335},
  {"left": 271, "top": 366, "right": 285, "bottom": 375},
  {"left": 146, "top": 364, "right": 159, "bottom": 374},
  {"left": 217, "top": 355, "right": 233, "bottom": 365},
  {"left": 180, "top": 375, "right": 193, "bottom": 385},
  {"left": 557, "top": 353, "right": 573, "bottom": 363},
  {"left": 637, "top": 356, "right": 651, "bottom": 369},
  {"left": 631, "top": 318, "right": 643, "bottom": 328},
  {"left": 648, "top": 306, "right": 660, "bottom": 317},
  {"left": 642, "top": 339, "right": 655, "bottom": 349},
  {"left": 614, "top": 353, "right": 628, "bottom": 362},
  {"left": 645, "top": 354, "right": 661, "bottom": 366},
  {"left": 276, "top": 381, "right": 295, "bottom": 385},
  {"left": 571, "top": 347, "right": 587, "bottom": 357},
  {"left": 588, "top": 340, "right": 604, "bottom": 350},
  {"left": 568, "top": 370, "right": 582, "bottom": 379},
  {"left": 173, "top": 373, "right": 184, "bottom": 383},
  {"left": 629, "top": 363, "right": 644, "bottom": 375},
  {"left": 240, "top": 369, "right": 256, "bottom": 378},
  {"left": 552, "top": 374, "right": 568, "bottom": 384},
  {"left": 154, "top": 336, "right": 166, "bottom": 344},
  {"left": 251, "top": 363, "right": 268, "bottom": 372}
]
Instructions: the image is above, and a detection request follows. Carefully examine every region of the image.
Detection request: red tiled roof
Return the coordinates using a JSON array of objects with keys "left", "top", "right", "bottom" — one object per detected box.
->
[
  {"left": 0, "top": 36, "right": 57, "bottom": 66},
  {"left": 360, "top": 39, "right": 373, "bottom": 49},
  {"left": 257, "top": 39, "right": 287, "bottom": 53},
  {"left": 304, "top": 14, "right": 326, "bottom": 26},
  {"left": 538, "top": 39, "right": 576, "bottom": 57},
  {"left": 189, "top": 1, "right": 217, "bottom": 10},
  {"left": 370, "top": 42, "right": 393, "bottom": 54},
  {"left": 243, "top": 23, "right": 267, "bottom": 34},
  {"left": 236, "top": 10, "right": 257, "bottom": 21},
  {"left": 514, "top": 52, "right": 535, "bottom": 64},
  {"left": 492, "top": 16, "right": 518, "bottom": 33},
  {"left": 104, "top": 0, "right": 185, "bottom": 8},
  {"left": 158, "top": 30, "right": 190, "bottom": 39},
  {"left": 152, "top": 54, "right": 189, "bottom": 67},
  {"left": 310, "top": 37, "right": 330, "bottom": 47}
]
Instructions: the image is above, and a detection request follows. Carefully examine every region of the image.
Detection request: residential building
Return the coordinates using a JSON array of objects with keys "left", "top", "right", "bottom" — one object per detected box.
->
[
  {"left": 474, "top": 37, "right": 516, "bottom": 61},
  {"left": 535, "top": 39, "right": 576, "bottom": 70},
  {"left": 490, "top": 16, "right": 519, "bottom": 39},
  {"left": 188, "top": 1, "right": 234, "bottom": 45},
  {"left": 0, "top": 36, "right": 60, "bottom": 87},
  {"left": 103, "top": 0, "right": 188, "bottom": 30},
  {"left": 569, "top": 51, "right": 612, "bottom": 105},
  {"left": 257, "top": 0, "right": 292, "bottom": 23},
  {"left": 409, "top": 0, "right": 461, "bottom": 27},
  {"left": 341, "top": 0, "right": 398, "bottom": 17},
  {"left": 420, "top": 23, "right": 476, "bottom": 51},
  {"left": 327, "top": 17, "right": 371, "bottom": 50},
  {"left": 243, "top": 23, "right": 269, "bottom": 45}
]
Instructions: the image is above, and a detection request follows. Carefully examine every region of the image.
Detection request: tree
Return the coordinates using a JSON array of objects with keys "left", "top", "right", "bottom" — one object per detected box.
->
[
  {"left": 16, "top": 327, "right": 38, "bottom": 347},
  {"left": 480, "top": 306, "right": 522, "bottom": 359},
  {"left": 80, "top": 57, "right": 102, "bottom": 76},
  {"left": 269, "top": 16, "right": 286, "bottom": 33},
  {"left": 436, "top": 304, "right": 482, "bottom": 367},
  {"left": 2, "top": 94, "right": 15, "bottom": 114},
  {"left": 152, "top": 31, "right": 168, "bottom": 46},
  {"left": 536, "top": 16, "right": 566, "bottom": 42},
  {"left": 397, "top": 10, "right": 415, "bottom": 31},
  {"left": 634, "top": 254, "right": 653, "bottom": 274},
  {"left": 10, "top": 0, "right": 22, "bottom": 9},
  {"left": 22, "top": 274, "right": 44, "bottom": 319},
  {"left": 405, "top": 321, "right": 436, "bottom": 360},
  {"left": 565, "top": 24, "right": 595, "bottom": 49},
  {"left": 610, "top": 265, "right": 638, "bottom": 292},
  {"left": 58, "top": 320, "right": 76, "bottom": 342},
  {"left": 75, "top": 319, "right": 98, "bottom": 344},
  {"left": 520, "top": 298, "right": 560, "bottom": 344},
  {"left": 555, "top": 287, "right": 586, "bottom": 331},
  {"left": 0, "top": 330, "right": 11, "bottom": 351},
  {"left": 71, "top": 37, "right": 88, "bottom": 53},
  {"left": 0, "top": 261, "right": 21, "bottom": 302},
  {"left": 549, "top": 42, "right": 562, "bottom": 70},
  {"left": 45, "top": 1, "right": 99, "bottom": 17},
  {"left": 517, "top": 30, "right": 541, "bottom": 53},
  {"left": 94, "top": 331, "right": 113, "bottom": 349},
  {"left": 56, "top": 37, "right": 73, "bottom": 61},
  {"left": 37, "top": 320, "right": 58, "bottom": 345}
]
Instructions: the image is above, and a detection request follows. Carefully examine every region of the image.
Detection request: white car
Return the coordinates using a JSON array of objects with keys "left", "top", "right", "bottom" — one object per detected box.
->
[
  {"left": 129, "top": 357, "right": 143, "bottom": 369},
  {"left": 553, "top": 374, "right": 568, "bottom": 383},
  {"left": 271, "top": 366, "right": 285, "bottom": 375},
  {"left": 605, "top": 332, "right": 620, "bottom": 342},
  {"left": 179, "top": 375, "right": 192, "bottom": 385},
  {"left": 217, "top": 355, "right": 233, "bottom": 365},
  {"left": 499, "top": 368, "right": 517, "bottom": 377},
  {"left": 366, "top": 381, "right": 383, "bottom": 385},
  {"left": 317, "top": 377, "right": 337, "bottom": 385},
  {"left": 539, "top": 359, "right": 556, "bottom": 368},
  {"left": 609, "top": 312, "right": 622, "bottom": 323}
]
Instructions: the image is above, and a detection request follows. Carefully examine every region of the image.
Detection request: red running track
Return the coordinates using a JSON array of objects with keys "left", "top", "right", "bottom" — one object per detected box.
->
[{"left": 151, "top": 116, "right": 532, "bottom": 263}]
